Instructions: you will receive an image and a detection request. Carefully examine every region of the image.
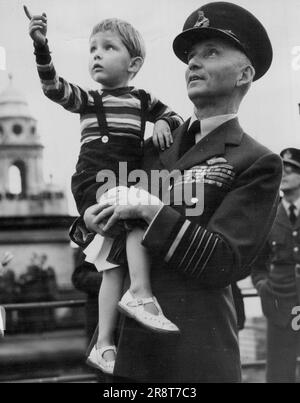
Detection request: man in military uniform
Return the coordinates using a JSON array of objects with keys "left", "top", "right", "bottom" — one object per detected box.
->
[
  {"left": 71, "top": 2, "right": 282, "bottom": 382},
  {"left": 252, "top": 148, "right": 300, "bottom": 383}
]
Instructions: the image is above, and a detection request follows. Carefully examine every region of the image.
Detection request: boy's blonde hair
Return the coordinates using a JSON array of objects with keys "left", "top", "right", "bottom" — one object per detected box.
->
[{"left": 91, "top": 18, "right": 146, "bottom": 61}]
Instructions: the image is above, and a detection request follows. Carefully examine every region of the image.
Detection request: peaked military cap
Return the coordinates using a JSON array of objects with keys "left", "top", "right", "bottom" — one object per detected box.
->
[
  {"left": 173, "top": 2, "right": 273, "bottom": 81},
  {"left": 280, "top": 148, "right": 300, "bottom": 170}
]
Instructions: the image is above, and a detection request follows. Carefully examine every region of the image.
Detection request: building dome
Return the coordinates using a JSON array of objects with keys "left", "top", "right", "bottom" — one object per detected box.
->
[
  {"left": 0, "top": 76, "right": 41, "bottom": 146},
  {"left": 0, "top": 76, "right": 33, "bottom": 120}
]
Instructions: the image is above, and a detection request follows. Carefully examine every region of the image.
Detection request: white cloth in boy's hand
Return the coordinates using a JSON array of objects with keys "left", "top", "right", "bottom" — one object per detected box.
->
[
  {"left": 99, "top": 186, "right": 162, "bottom": 207},
  {"left": 98, "top": 186, "right": 130, "bottom": 206},
  {"left": 127, "top": 186, "right": 161, "bottom": 206}
]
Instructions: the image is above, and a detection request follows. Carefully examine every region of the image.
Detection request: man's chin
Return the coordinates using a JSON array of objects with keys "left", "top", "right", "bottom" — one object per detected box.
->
[
  {"left": 280, "top": 186, "right": 289, "bottom": 192},
  {"left": 187, "top": 88, "right": 208, "bottom": 103}
]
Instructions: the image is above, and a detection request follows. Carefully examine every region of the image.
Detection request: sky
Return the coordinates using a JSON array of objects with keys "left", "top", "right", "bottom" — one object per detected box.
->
[{"left": 0, "top": 0, "right": 300, "bottom": 214}]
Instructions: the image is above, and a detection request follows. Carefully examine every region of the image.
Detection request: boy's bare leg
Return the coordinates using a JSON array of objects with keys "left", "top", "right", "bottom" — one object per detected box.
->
[
  {"left": 97, "top": 266, "right": 125, "bottom": 361},
  {"left": 126, "top": 227, "right": 159, "bottom": 316}
]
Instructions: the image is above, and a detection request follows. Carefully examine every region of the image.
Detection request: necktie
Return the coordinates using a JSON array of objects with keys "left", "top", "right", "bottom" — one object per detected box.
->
[
  {"left": 189, "top": 120, "right": 201, "bottom": 137},
  {"left": 289, "top": 204, "right": 297, "bottom": 225},
  {"left": 180, "top": 120, "right": 200, "bottom": 157}
]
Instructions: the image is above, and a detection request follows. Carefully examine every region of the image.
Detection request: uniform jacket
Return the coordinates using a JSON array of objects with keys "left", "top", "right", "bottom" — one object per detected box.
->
[
  {"left": 252, "top": 202, "right": 300, "bottom": 328},
  {"left": 71, "top": 117, "right": 282, "bottom": 382}
]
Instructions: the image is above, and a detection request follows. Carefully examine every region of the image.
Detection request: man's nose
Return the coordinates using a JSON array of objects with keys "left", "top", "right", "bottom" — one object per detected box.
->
[
  {"left": 188, "top": 55, "right": 202, "bottom": 70},
  {"left": 282, "top": 169, "right": 290, "bottom": 178}
]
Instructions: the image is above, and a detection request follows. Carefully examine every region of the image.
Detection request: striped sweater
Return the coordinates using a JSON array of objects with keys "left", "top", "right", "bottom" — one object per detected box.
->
[{"left": 33, "top": 41, "right": 183, "bottom": 145}]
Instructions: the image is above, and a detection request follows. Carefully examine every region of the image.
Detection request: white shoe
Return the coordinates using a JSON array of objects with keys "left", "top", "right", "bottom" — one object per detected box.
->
[
  {"left": 118, "top": 290, "right": 180, "bottom": 334},
  {"left": 86, "top": 345, "right": 116, "bottom": 375}
]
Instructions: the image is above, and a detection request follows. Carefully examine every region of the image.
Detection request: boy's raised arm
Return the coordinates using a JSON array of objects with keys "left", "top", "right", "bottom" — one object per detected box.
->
[{"left": 23, "top": 5, "right": 89, "bottom": 114}]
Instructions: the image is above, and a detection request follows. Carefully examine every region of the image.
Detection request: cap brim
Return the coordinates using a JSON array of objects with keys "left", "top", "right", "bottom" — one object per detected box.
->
[
  {"left": 282, "top": 159, "right": 300, "bottom": 170},
  {"left": 173, "top": 27, "right": 256, "bottom": 78}
]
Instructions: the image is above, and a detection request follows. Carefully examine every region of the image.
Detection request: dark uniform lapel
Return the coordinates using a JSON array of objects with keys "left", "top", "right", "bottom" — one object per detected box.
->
[
  {"left": 276, "top": 202, "right": 293, "bottom": 229},
  {"left": 160, "top": 117, "right": 243, "bottom": 171},
  {"left": 277, "top": 202, "right": 300, "bottom": 229}
]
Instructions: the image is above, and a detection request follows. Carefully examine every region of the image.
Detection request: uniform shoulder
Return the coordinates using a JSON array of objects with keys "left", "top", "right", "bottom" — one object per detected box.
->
[
  {"left": 231, "top": 131, "right": 282, "bottom": 178},
  {"left": 241, "top": 132, "right": 282, "bottom": 165}
]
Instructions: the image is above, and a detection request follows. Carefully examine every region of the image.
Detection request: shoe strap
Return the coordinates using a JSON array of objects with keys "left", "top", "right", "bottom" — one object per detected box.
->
[
  {"left": 127, "top": 296, "right": 164, "bottom": 315},
  {"left": 127, "top": 296, "right": 156, "bottom": 307}
]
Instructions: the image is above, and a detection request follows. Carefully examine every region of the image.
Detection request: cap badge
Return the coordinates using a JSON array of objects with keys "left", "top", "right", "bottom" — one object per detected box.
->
[
  {"left": 194, "top": 10, "right": 210, "bottom": 28},
  {"left": 284, "top": 150, "right": 293, "bottom": 160}
]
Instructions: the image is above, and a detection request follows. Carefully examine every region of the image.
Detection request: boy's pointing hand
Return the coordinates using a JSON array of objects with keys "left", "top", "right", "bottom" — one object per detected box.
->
[{"left": 24, "top": 5, "right": 47, "bottom": 46}]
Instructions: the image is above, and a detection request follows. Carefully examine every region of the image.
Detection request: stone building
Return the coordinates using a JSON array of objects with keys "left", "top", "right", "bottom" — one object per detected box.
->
[{"left": 0, "top": 78, "right": 75, "bottom": 287}]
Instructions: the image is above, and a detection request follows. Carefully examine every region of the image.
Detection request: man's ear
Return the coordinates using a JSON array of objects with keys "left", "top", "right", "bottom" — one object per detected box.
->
[
  {"left": 128, "top": 57, "right": 144, "bottom": 75},
  {"left": 236, "top": 64, "right": 255, "bottom": 87}
]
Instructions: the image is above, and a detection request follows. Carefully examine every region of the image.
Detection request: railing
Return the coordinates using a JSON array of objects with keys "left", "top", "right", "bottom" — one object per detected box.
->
[
  {"left": 2, "top": 289, "right": 260, "bottom": 312},
  {"left": 3, "top": 299, "right": 86, "bottom": 311},
  {"left": 4, "top": 374, "right": 99, "bottom": 384},
  {"left": 0, "top": 291, "right": 263, "bottom": 383}
]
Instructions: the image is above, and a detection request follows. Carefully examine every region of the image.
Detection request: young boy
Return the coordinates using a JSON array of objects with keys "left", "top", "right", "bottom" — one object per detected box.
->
[{"left": 25, "top": 7, "right": 182, "bottom": 375}]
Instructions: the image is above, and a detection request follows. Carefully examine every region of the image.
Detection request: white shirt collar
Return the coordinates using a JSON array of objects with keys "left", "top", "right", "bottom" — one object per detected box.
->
[
  {"left": 282, "top": 197, "right": 300, "bottom": 217},
  {"left": 188, "top": 112, "right": 238, "bottom": 143}
]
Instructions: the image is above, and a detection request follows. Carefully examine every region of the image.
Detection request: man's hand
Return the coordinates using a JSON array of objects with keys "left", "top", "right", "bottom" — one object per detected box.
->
[
  {"left": 84, "top": 205, "right": 107, "bottom": 234},
  {"left": 152, "top": 120, "right": 173, "bottom": 151},
  {"left": 84, "top": 204, "right": 123, "bottom": 238},
  {"left": 24, "top": 5, "right": 47, "bottom": 46},
  {"left": 98, "top": 186, "right": 163, "bottom": 232},
  {"left": 85, "top": 186, "right": 163, "bottom": 236}
]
